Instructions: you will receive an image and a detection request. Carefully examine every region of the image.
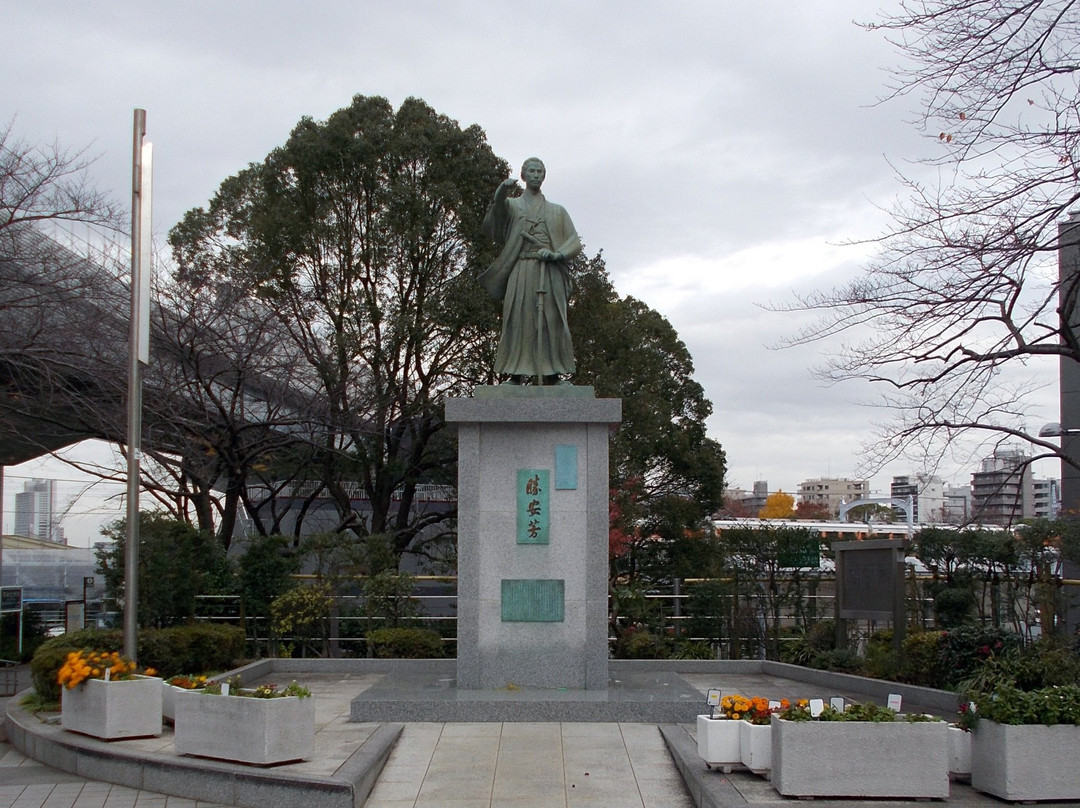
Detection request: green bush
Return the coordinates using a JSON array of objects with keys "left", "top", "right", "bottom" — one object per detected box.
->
[
  {"left": 864, "top": 629, "right": 899, "bottom": 681},
  {"left": 937, "top": 626, "right": 1022, "bottom": 689},
  {"left": 898, "top": 629, "right": 945, "bottom": 687},
  {"left": 30, "top": 624, "right": 246, "bottom": 702},
  {"left": 366, "top": 627, "right": 444, "bottom": 658},
  {"left": 136, "top": 624, "right": 246, "bottom": 674},
  {"left": 612, "top": 627, "right": 671, "bottom": 659},
  {"left": 960, "top": 639, "right": 1080, "bottom": 695},
  {"left": 30, "top": 629, "right": 122, "bottom": 701}
]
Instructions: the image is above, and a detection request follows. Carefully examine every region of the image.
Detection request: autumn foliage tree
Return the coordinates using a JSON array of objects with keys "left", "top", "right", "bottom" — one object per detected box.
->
[{"left": 758, "top": 491, "right": 795, "bottom": 519}]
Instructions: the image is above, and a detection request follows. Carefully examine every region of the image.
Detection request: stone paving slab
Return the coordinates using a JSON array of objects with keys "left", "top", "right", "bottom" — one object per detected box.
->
[{"left": 2, "top": 660, "right": 1031, "bottom": 808}]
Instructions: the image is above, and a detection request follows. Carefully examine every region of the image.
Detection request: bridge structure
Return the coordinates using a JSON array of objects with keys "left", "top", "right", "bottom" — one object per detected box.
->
[{"left": 837, "top": 494, "right": 916, "bottom": 539}]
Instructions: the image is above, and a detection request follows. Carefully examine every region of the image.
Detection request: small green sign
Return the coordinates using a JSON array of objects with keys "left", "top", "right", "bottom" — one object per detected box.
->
[
  {"left": 516, "top": 469, "right": 550, "bottom": 544},
  {"left": 778, "top": 536, "right": 821, "bottom": 568}
]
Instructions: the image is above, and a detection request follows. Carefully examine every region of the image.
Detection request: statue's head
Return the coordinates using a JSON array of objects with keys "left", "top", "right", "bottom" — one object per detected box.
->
[{"left": 520, "top": 158, "right": 546, "bottom": 188}]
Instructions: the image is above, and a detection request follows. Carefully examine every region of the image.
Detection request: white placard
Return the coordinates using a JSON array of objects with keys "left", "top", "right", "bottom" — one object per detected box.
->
[
  {"left": 768, "top": 700, "right": 782, "bottom": 711},
  {"left": 887, "top": 693, "right": 903, "bottom": 712},
  {"left": 830, "top": 696, "right": 845, "bottom": 712},
  {"left": 809, "top": 698, "right": 825, "bottom": 717},
  {"left": 706, "top": 688, "right": 722, "bottom": 707},
  {"left": 221, "top": 682, "right": 230, "bottom": 697}
]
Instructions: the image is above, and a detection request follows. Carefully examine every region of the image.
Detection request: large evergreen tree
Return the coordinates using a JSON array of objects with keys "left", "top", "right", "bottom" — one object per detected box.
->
[{"left": 170, "top": 95, "right": 507, "bottom": 553}]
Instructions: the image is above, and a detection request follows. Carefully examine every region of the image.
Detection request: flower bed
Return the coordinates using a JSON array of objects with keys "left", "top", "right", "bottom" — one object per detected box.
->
[
  {"left": 58, "top": 650, "right": 162, "bottom": 740},
  {"left": 161, "top": 675, "right": 209, "bottom": 723},
  {"left": 964, "top": 683, "right": 1080, "bottom": 800},
  {"left": 173, "top": 679, "right": 314, "bottom": 765},
  {"left": 970, "top": 720, "right": 1080, "bottom": 800},
  {"left": 61, "top": 675, "right": 163, "bottom": 739},
  {"left": 770, "top": 703, "right": 949, "bottom": 799},
  {"left": 696, "top": 715, "right": 740, "bottom": 770}
]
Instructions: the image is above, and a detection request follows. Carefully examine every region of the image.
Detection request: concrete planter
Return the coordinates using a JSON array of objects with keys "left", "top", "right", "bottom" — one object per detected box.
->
[
  {"left": 739, "top": 720, "right": 771, "bottom": 773},
  {"left": 61, "top": 675, "right": 163, "bottom": 740},
  {"left": 771, "top": 717, "right": 949, "bottom": 799},
  {"left": 947, "top": 725, "right": 971, "bottom": 780},
  {"left": 971, "top": 720, "right": 1080, "bottom": 801},
  {"left": 696, "top": 715, "right": 740, "bottom": 770},
  {"left": 161, "top": 683, "right": 205, "bottom": 723},
  {"left": 173, "top": 691, "right": 315, "bottom": 765}
]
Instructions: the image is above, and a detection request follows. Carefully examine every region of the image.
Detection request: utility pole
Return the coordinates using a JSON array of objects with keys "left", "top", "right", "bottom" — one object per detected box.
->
[{"left": 125, "top": 110, "right": 152, "bottom": 660}]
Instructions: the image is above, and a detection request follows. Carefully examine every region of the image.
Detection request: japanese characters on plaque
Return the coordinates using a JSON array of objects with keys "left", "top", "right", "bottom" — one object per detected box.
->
[{"left": 516, "top": 469, "right": 550, "bottom": 544}]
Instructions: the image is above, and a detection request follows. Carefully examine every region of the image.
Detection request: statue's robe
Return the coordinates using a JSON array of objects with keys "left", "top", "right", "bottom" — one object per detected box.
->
[{"left": 480, "top": 192, "right": 582, "bottom": 377}]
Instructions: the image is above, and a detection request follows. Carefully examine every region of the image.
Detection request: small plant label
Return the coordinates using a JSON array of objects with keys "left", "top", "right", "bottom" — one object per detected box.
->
[
  {"left": 707, "top": 688, "right": 721, "bottom": 718},
  {"left": 809, "top": 698, "right": 825, "bottom": 717},
  {"left": 887, "top": 693, "right": 903, "bottom": 712},
  {"left": 830, "top": 696, "right": 845, "bottom": 711},
  {"left": 221, "top": 683, "right": 230, "bottom": 696},
  {"left": 104, "top": 668, "right": 110, "bottom": 682},
  {"left": 768, "top": 700, "right": 781, "bottom": 711}
]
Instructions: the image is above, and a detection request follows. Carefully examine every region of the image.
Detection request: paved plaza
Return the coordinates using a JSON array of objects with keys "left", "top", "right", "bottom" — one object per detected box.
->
[{"left": 0, "top": 664, "right": 1036, "bottom": 808}]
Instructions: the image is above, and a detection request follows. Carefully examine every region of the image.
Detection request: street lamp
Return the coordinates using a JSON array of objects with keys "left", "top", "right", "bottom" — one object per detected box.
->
[{"left": 1039, "top": 422, "right": 1080, "bottom": 437}]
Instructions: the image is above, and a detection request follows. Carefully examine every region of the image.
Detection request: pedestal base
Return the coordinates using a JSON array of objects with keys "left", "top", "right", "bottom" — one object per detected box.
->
[{"left": 447, "top": 387, "right": 620, "bottom": 690}]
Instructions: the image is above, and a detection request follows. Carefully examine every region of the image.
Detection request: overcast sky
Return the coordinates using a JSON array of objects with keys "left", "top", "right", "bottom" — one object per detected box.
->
[{"left": 2, "top": 2, "right": 1062, "bottom": 545}]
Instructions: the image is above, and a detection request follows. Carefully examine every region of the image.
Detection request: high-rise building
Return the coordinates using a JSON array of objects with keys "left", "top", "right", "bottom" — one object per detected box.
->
[
  {"left": 890, "top": 474, "right": 946, "bottom": 523},
  {"left": 14, "top": 479, "right": 63, "bottom": 543},
  {"left": 797, "top": 477, "right": 868, "bottom": 517},
  {"left": 971, "top": 448, "right": 1035, "bottom": 527},
  {"left": 1032, "top": 477, "right": 1061, "bottom": 519}
]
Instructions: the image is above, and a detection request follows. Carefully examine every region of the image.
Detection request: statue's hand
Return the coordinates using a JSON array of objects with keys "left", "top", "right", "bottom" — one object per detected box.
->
[
  {"left": 499, "top": 177, "right": 520, "bottom": 194},
  {"left": 537, "top": 249, "right": 558, "bottom": 262}
]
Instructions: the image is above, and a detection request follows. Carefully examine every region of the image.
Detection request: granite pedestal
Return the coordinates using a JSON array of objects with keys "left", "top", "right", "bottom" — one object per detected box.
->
[{"left": 445, "top": 386, "right": 620, "bottom": 690}]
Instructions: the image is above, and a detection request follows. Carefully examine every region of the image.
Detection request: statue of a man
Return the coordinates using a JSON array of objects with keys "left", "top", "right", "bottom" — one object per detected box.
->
[{"left": 479, "top": 158, "right": 582, "bottom": 385}]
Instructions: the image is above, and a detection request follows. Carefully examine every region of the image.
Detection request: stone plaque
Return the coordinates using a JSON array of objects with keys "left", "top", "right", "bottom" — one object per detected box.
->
[{"left": 501, "top": 579, "right": 565, "bottom": 622}]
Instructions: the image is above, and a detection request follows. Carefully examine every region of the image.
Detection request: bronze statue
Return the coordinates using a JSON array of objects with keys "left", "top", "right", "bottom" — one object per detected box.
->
[{"left": 479, "top": 158, "right": 582, "bottom": 385}]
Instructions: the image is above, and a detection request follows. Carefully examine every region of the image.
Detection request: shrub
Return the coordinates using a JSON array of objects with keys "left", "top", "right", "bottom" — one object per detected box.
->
[
  {"left": 31, "top": 629, "right": 123, "bottom": 702},
  {"left": 366, "top": 627, "right": 444, "bottom": 658},
  {"left": 864, "top": 629, "right": 899, "bottom": 681},
  {"left": 136, "top": 624, "right": 246, "bottom": 674},
  {"left": 612, "top": 627, "right": 671, "bottom": 659},
  {"left": 29, "top": 624, "right": 246, "bottom": 702},
  {"left": 898, "top": 629, "right": 945, "bottom": 687},
  {"left": 937, "top": 626, "right": 1022, "bottom": 689}
]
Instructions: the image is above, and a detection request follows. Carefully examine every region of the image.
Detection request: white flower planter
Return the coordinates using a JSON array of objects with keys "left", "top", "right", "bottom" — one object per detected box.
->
[
  {"left": 173, "top": 691, "right": 315, "bottom": 765},
  {"left": 739, "top": 720, "right": 771, "bottom": 773},
  {"left": 770, "top": 717, "right": 949, "bottom": 799},
  {"left": 971, "top": 720, "right": 1080, "bottom": 801},
  {"left": 61, "top": 675, "right": 163, "bottom": 740},
  {"left": 161, "top": 682, "right": 205, "bottom": 722},
  {"left": 947, "top": 725, "right": 971, "bottom": 780},
  {"left": 696, "top": 715, "right": 741, "bottom": 770}
]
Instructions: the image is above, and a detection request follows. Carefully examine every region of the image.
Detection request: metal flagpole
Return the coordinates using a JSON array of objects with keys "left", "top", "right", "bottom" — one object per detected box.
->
[{"left": 124, "top": 110, "right": 152, "bottom": 660}]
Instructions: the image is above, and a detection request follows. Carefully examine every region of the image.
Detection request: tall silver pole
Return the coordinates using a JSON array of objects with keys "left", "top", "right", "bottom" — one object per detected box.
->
[{"left": 124, "top": 109, "right": 149, "bottom": 660}]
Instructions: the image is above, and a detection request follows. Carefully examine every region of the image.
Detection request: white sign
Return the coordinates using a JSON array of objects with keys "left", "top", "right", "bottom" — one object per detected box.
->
[
  {"left": 706, "top": 688, "right": 722, "bottom": 707},
  {"left": 830, "top": 696, "right": 845, "bottom": 712},
  {"left": 887, "top": 693, "right": 903, "bottom": 712},
  {"left": 809, "top": 698, "right": 825, "bottom": 717}
]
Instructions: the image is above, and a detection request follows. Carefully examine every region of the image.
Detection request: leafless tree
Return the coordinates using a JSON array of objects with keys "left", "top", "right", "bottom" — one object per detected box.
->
[{"left": 780, "top": 0, "right": 1080, "bottom": 475}]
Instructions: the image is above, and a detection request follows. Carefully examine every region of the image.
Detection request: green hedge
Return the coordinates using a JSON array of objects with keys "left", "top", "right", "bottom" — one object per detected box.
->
[
  {"left": 366, "top": 627, "right": 445, "bottom": 658},
  {"left": 30, "top": 624, "right": 246, "bottom": 702}
]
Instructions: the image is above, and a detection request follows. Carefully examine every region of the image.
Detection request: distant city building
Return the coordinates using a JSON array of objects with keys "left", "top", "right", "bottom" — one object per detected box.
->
[
  {"left": 721, "top": 481, "right": 769, "bottom": 516},
  {"left": 13, "top": 479, "right": 64, "bottom": 544},
  {"left": 1032, "top": 477, "right": 1061, "bottom": 520},
  {"left": 969, "top": 448, "right": 1057, "bottom": 526},
  {"left": 890, "top": 474, "right": 946, "bottom": 523},
  {"left": 797, "top": 477, "right": 868, "bottom": 517},
  {"left": 944, "top": 485, "right": 972, "bottom": 524}
]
